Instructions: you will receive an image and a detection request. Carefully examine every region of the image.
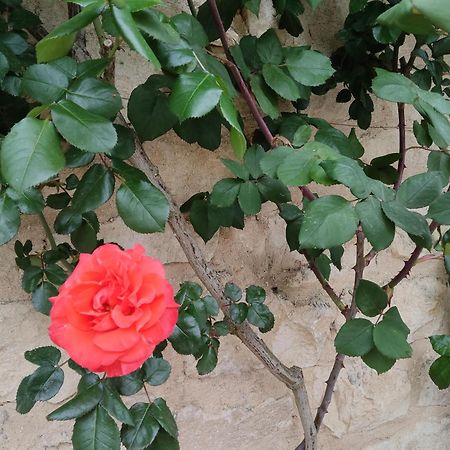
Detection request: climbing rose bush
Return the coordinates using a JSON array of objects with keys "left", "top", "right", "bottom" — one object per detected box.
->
[{"left": 48, "top": 244, "right": 179, "bottom": 377}]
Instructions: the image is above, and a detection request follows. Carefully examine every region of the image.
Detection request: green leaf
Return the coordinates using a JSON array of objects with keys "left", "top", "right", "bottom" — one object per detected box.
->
[
  {"left": 416, "top": 99, "right": 450, "bottom": 147},
  {"left": 262, "top": 64, "right": 300, "bottom": 101},
  {"left": 397, "top": 172, "right": 442, "bottom": 209},
  {"left": 65, "top": 146, "right": 95, "bottom": 168},
  {"left": 71, "top": 164, "right": 114, "bottom": 213},
  {"left": 224, "top": 282, "right": 242, "bottom": 301},
  {"left": 196, "top": 344, "right": 218, "bottom": 375},
  {"left": 245, "top": 0, "right": 261, "bottom": 15},
  {"left": 356, "top": 279, "right": 388, "bottom": 317},
  {"left": 24, "top": 346, "right": 61, "bottom": 367},
  {"left": 0, "top": 192, "right": 20, "bottom": 245},
  {"left": 47, "top": 381, "right": 103, "bottom": 420},
  {"left": 16, "top": 366, "right": 64, "bottom": 414},
  {"left": 257, "top": 176, "right": 291, "bottom": 203},
  {"left": 362, "top": 348, "right": 396, "bottom": 374},
  {"left": 256, "top": 29, "right": 283, "bottom": 65},
  {"left": 149, "top": 398, "right": 178, "bottom": 438},
  {"left": 0, "top": 51, "right": 9, "bottom": 82},
  {"left": 171, "top": 12, "right": 207, "bottom": 47},
  {"left": 260, "top": 146, "right": 294, "bottom": 178},
  {"left": 128, "top": 76, "right": 177, "bottom": 142},
  {"left": 135, "top": 9, "right": 180, "bottom": 45},
  {"left": 429, "top": 356, "right": 450, "bottom": 389},
  {"left": 21, "top": 64, "right": 69, "bottom": 104},
  {"left": 299, "top": 195, "right": 358, "bottom": 249},
  {"left": 72, "top": 406, "right": 120, "bottom": 450},
  {"left": 430, "top": 335, "right": 450, "bottom": 357},
  {"left": 377, "top": 0, "right": 435, "bottom": 35},
  {"left": 100, "top": 385, "right": 135, "bottom": 426},
  {"left": 111, "top": 5, "right": 160, "bottom": 67},
  {"left": 306, "top": 0, "right": 323, "bottom": 9},
  {"left": 229, "top": 303, "right": 248, "bottom": 324},
  {"left": 143, "top": 357, "right": 171, "bottom": 386},
  {"left": 36, "top": 2, "right": 103, "bottom": 62},
  {"left": 51, "top": 100, "right": 117, "bottom": 153},
  {"left": 322, "top": 157, "right": 371, "bottom": 199},
  {"left": 411, "top": 0, "right": 450, "bottom": 34},
  {"left": 196, "top": 0, "right": 242, "bottom": 42},
  {"left": 66, "top": 78, "right": 122, "bottom": 119},
  {"left": 210, "top": 178, "right": 242, "bottom": 208},
  {"left": 247, "top": 303, "right": 274, "bottom": 332},
  {"left": 244, "top": 145, "right": 265, "bottom": 179},
  {"left": 334, "top": 319, "right": 374, "bottom": 357},
  {"left": 169, "top": 312, "right": 202, "bottom": 355},
  {"left": 169, "top": 72, "right": 223, "bottom": 122},
  {"left": 121, "top": 402, "right": 160, "bottom": 449},
  {"left": 116, "top": 178, "right": 169, "bottom": 234},
  {"left": 108, "top": 370, "right": 144, "bottom": 397},
  {"left": 372, "top": 68, "right": 418, "bottom": 104},
  {"left": 249, "top": 74, "right": 279, "bottom": 119},
  {"left": 246, "top": 285, "right": 266, "bottom": 304},
  {"left": 427, "top": 152, "right": 450, "bottom": 186},
  {"left": 22, "top": 266, "right": 44, "bottom": 293},
  {"left": 175, "top": 281, "right": 202, "bottom": 304},
  {"left": 54, "top": 207, "right": 83, "bottom": 234},
  {"left": 146, "top": 430, "right": 179, "bottom": 450},
  {"left": 31, "top": 282, "right": 58, "bottom": 315},
  {"left": 373, "top": 312, "right": 412, "bottom": 360},
  {"left": 428, "top": 192, "right": 450, "bottom": 224},
  {"left": 381, "top": 200, "right": 431, "bottom": 248},
  {"left": 277, "top": 142, "right": 339, "bottom": 186},
  {"left": 238, "top": 181, "right": 262, "bottom": 215},
  {"left": 356, "top": 196, "right": 395, "bottom": 251},
  {"left": 315, "top": 125, "right": 364, "bottom": 159},
  {"left": 292, "top": 125, "right": 312, "bottom": 147},
  {"left": 1, "top": 118, "right": 65, "bottom": 192},
  {"left": 221, "top": 159, "right": 250, "bottom": 180},
  {"left": 110, "top": 125, "right": 135, "bottom": 160},
  {"left": 285, "top": 48, "right": 334, "bottom": 86},
  {"left": 71, "top": 212, "right": 99, "bottom": 253},
  {"left": 203, "top": 295, "right": 220, "bottom": 316},
  {"left": 44, "top": 264, "right": 68, "bottom": 285},
  {"left": 219, "top": 95, "right": 246, "bottom": 158},
  {"left": 6, "top": 187, "right": 45, "bottom": 215}
]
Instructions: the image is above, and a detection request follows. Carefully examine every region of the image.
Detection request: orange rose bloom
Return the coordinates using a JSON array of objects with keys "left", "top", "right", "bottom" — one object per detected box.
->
[{"left": 48, "top": 244, "right": 178, "bottom": 377}]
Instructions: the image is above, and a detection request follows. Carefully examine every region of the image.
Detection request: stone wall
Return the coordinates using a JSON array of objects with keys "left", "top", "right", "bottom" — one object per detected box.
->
[{"left": 0, "top": 1, "right": 449, "bottom": 449}]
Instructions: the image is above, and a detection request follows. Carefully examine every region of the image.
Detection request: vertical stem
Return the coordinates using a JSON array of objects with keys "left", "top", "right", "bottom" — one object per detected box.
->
[
  {"left": 394, "top": 101, "right": 406, "bottom": 190},
  {"left": 38, "top": 212, "right": 73, "bottom": 272},
  {"left": 187, "top": 0, "right": 197, "bottom": 16},
  {"left": 38, "top": 212, "right": 57, "bottom": 251}
]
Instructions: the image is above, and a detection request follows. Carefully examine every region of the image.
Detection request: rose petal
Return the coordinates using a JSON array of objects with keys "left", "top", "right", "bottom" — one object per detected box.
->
[{"left": 93, "top": 328, "right": 140, "bottom": 352}]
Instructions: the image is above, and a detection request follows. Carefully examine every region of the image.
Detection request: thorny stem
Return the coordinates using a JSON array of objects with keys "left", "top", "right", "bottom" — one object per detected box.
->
[
  {"left": 392, "top": 44, "right": 407, "bottom": 190},
  {"left": 297, "top": 227, "right": 366, "bottom": 450},
  {"left": 306, "top": 255, "right": 346, "bottom": 312},
  {"left": 386, "top": 221, "right": 439, "bottom": 289},
  {"left": 38, "top": 212, "right": 73, "bottom": 272}
]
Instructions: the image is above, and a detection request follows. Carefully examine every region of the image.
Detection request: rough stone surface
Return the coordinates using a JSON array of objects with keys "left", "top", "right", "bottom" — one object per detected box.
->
[{"left": 1, "top": 1, "right": 450, "bottom": 449}]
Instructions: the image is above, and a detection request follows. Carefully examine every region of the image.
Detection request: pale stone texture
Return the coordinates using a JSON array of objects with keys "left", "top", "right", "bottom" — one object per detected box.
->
[{"left": 1, "top": 1, "right": 450, "bottom": 449}]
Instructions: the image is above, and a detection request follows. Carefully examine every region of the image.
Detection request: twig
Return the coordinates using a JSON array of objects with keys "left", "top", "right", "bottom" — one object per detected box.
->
[
  {"left": 386, "top": 221, "right": 438, "bottom": 289},
  {"left": 305, "top": 255, "right": 346, "bottom": 312},
  {"left": 348, "top": 226, "right": 365, "bottom": 318}
]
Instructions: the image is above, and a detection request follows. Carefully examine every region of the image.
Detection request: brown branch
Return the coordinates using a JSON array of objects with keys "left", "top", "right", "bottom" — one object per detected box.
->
[
  {"left": 123, "top": 113, "right": 316, "bottom": 449},
  {"left": 296, "top": 227, "right": 365, "bottom": 450},
  {"left": 208, "top": 2, "right": 317, "bottom": 447},
  {"left": 305, "top": 254, "right": 346, "bottom": 312},
  {"left": 386, "top": 221, "right": 438, "bottom": 289}
]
